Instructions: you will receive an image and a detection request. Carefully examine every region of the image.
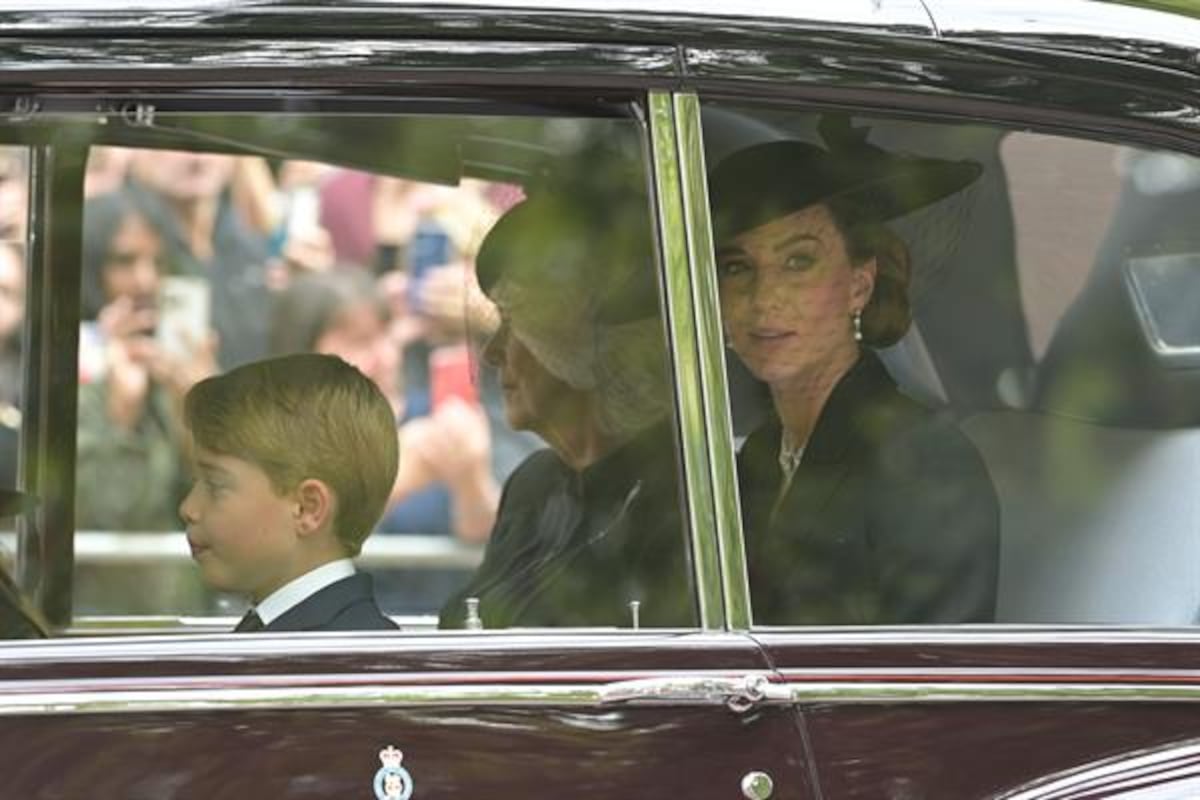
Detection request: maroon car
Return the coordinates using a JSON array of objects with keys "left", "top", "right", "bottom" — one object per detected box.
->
[{"left": 3, "top": 1, "right": 1200, "bottom": 797}]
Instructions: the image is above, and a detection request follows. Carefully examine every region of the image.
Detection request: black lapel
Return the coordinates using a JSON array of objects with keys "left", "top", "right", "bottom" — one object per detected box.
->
[
  {"left": 803, "top": 351, "right": 897, "bottom": 465},
  {"left": 265, "top": 573, "right": 372, "bottom": 632},
  {"left": 740, "top": 351, "right": 900, "bottom": 535}
]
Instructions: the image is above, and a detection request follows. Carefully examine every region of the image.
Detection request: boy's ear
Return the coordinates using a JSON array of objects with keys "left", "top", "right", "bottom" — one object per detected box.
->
[{"left": 293, "top": 478, "right": 335, "bottom": 538}]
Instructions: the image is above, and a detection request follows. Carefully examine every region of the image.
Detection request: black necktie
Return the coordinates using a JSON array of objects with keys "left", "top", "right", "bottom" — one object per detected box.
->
[{"left": 234, "top": 609, "right": 265, "bottom": 633}]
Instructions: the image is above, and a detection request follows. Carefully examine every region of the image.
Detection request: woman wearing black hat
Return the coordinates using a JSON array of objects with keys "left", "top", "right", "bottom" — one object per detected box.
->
[
  {"left": 439, "top": 189, "right": 694, "bottom": 630},
  {"left": 710, "top": 117, "right": 1000, "bottom": 625}
]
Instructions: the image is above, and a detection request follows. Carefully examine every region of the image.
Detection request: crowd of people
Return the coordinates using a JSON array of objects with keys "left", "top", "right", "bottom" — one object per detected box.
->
[
  {"left": 72, "top": 146, "right": 529, "bottom": 549},
  {"left": 0, "top": 141, "right": 543, "bottom": 621}
]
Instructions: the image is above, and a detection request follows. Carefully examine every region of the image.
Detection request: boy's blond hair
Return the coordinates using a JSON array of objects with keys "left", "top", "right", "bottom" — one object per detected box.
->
[{"left": 184, "top": 353, "right": 399, "bottom": 556}]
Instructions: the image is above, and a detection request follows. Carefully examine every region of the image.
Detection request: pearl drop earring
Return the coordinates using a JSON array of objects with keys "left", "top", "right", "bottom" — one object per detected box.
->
[{"left": 853, "top": 310, "right": 863, "bottom": 342}]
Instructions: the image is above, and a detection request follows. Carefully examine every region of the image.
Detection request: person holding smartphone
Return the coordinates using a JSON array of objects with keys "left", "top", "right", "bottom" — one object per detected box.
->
[{"left": 76, "top": 190, "right": 218, "bottom": 532}]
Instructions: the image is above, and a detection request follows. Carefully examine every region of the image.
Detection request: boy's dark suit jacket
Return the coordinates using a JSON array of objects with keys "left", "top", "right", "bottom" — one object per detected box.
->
[
  {"left": 739, "top": 350, "right": 1000, "bottom": 626},
  {"left": 263, "top": 573, "right": 398, "bottom": 632}
]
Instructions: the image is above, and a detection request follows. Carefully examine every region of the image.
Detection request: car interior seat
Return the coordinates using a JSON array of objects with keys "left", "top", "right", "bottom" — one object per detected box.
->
[{"left": 960, "top": 182, "right": 1200, "bottom": 625}]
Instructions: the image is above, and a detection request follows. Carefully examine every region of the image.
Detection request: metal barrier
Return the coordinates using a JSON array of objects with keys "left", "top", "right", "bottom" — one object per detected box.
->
[
  {"left": 55, "top": 531, "right": 484, "bottom": 569},
  {"left": 2, "top": 531, "right": 484, "bottom": 621}
]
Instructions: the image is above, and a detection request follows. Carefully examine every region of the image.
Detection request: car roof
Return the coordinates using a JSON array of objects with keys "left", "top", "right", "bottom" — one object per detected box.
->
[
  {"left": 2, "top": 0, "right": 1200, "bottom": 75},
  {"left": 0, "top": 0, "right": 935, "bottom": 36},
  {"left": 926, "top": 0, "right": 1200, "bottom": 74}
]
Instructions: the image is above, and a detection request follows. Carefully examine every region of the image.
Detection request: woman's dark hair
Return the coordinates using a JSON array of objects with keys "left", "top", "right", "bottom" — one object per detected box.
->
[
  {"left": 80, "top": 189, "right": 156, "bottom": 321},
  {"left": 827, "top": 196, "right": 912, "bottom": 348},
  {"left": 269, "top": 268, "right": 389, "bottom": 356}
]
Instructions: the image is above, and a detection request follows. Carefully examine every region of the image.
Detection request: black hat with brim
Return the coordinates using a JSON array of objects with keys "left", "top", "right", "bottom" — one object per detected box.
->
[
  {"left": 475, "top": 189, "right": 659, "bottom": 325},
  {"left": 0, "top": 489, "right": 34, "bottom": 518},
  {"left": 708, "top": 118, "right": 983, "bottom": 245}
]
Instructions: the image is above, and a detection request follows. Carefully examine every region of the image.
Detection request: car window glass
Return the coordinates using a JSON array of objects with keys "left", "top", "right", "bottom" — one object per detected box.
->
[
  {"left": 68, "top": 108, "right": 695, "bottom": 633},
  {"left": 0, "top": 146, "right": 28, "bottom": 591},
  {"left": 703, "top": 100, "right": 1200, "bottom": 627}
]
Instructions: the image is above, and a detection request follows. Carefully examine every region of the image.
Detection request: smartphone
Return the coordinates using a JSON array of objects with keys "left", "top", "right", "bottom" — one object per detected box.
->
[
  {"left": 156, "top": 275, "right": 210, "bottom": 360},
  {"left": 430, "top": 344, "right": 478, "bottom": 409},
  {"left": 408, "top": 219, "right": 452, "bottom": 313}
]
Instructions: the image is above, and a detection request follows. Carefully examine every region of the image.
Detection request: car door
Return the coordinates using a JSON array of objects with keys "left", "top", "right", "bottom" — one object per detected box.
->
[
  {"left": 682, "top": 5, "right": 1200, "bottom": 798},
  {"left": 0, "top": 15, "right": 821, "bottom": 798},
  {"left": 0, "top": 631, "right": 816, "bottom": 797}
]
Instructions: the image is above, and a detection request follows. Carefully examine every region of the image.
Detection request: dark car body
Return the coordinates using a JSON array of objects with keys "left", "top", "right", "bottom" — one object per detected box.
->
[{"left": 4, "top": 1, "right": 1200, "bottom": 797}]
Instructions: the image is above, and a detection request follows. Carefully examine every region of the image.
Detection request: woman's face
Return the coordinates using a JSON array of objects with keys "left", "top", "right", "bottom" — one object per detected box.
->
[
  {"left": 314, "top": 300, "right": 401, "bottom": 405},
  {"left": 482, "top": 316, "right": 573, "bottom": 436},
  {"left": 0, "top": 154, "right": 26, "bottom": 240},
  {"left": 0, "top": 245, "right": 24, "bottom": 343},
  {"left": 103, "top": 214, "right": 163, "bottom": 309},
  {"left": 716, "top": 203, "right": 875, "bottom": 386}
]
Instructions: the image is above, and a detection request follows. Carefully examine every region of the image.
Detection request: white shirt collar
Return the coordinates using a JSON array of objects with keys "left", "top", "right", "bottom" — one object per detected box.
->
[{"left": 254, "top": 559, "right": 356, "bottom": 625}]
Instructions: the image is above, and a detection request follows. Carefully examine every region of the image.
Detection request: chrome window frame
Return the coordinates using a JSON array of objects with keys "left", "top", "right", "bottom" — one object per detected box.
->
[
  {"left": 648, "top": 91, "right": 749, "bottom": 631},
  {"left": 681, "top": 26, "right": 1200, "bottom": 634},
  {"left": 0, "top": 38, "right": 754, "bottom": 634}
]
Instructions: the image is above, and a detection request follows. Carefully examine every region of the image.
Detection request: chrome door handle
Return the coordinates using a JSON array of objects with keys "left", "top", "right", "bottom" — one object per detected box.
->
[{"left": 598, "top": 672, "right": 775, "bottom": 713}]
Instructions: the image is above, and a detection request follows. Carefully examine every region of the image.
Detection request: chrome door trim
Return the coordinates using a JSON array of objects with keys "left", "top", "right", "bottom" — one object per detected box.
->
[
  {"left": 0, "top": 669, "right": 781, "bottom": 716},
  {"left": 648, "top": 89, "right": 724, "bottom": 631},
  {"left": 0, "top": 683, "right": 620, "bottom": 716},
  {"left": 7, "top": 625, "right": 1200, "bottom": 660},
  {"left": 671, "top": 91, "right": 751, "bottom": 630},
  {"left": 779, "top": 681, "right": 1200, "bottom": 704},
  {"left": 748, "top": 626, "right": 1200, "bottom": 645},
  {"left": 0, "top": 629, "right": 753, "bottom": 660},
  {"left": 10, "top": 625, "right": 1200, "bottom": 661},
  {"left": 12, "top": 668, "right": 1200, "bottom": 716}
]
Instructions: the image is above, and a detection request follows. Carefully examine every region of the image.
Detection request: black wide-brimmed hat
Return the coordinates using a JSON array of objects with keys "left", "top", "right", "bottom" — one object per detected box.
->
[
  {"left": 708, "top": 115, "right": 983, "bottom": 244},
  {"left": 0, "top": 489, "right": 33, "bottom": 518},
  {"left": 475, "top": 188, "right": 658, "bottom": 325},
  {"left": 472, "top": 188, "right": 671, "bottom": 435}
]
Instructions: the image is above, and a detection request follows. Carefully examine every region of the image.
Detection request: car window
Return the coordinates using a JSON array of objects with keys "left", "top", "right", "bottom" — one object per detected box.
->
[
  {"left": 0, "top": 146, "right": 28, "bottom": 583},
  {"left": 65, "top": 105, "right": 696, "bottom": 633},
  {"left": 703, "top": 100, "right": 1200, "bottom": 627}
]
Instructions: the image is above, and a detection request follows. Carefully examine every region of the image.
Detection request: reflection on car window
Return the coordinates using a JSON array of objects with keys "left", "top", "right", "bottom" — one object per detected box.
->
[
  {"left": 439, "top": 188, "right": 694, "bottom": 629},
  {"left": 0, "top": 146, "right": 29, "bottom": 631},
  {"left": 69, "top": 110, "right": 693, "bottom": 631},
  {"left": 0, "top": 148, "right": 25, "bottom": 487},
  {"left": 706, "top": 112, "right": 999, "bottom": 625},
  {"left": 704, "top": 101, "right": 1200, "bottom": 627}
]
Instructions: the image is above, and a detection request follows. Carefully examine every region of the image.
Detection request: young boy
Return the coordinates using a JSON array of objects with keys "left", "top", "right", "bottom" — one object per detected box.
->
[{"left": 180, "top": 352, "right": 400, "bottom": 632}]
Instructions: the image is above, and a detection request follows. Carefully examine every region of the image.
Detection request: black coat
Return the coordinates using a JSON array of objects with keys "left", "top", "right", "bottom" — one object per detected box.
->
[
  {"left": 739, "top": 351, "right": 999, "bottom": 625},
  {"left": 439, "top": 420, "right": 694, "bottom": 630},
  {"left": 262, "top": 573, "right": 398, "bottom": 632}
]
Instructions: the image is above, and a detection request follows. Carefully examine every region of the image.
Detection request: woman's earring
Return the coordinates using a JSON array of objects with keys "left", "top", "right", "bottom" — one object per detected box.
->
[
  {"left": 852, "top": 310, "right": 863, "bottom": 342},
  {"left": 723, "top": 329, "right": 732, "bottom": 348}
]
